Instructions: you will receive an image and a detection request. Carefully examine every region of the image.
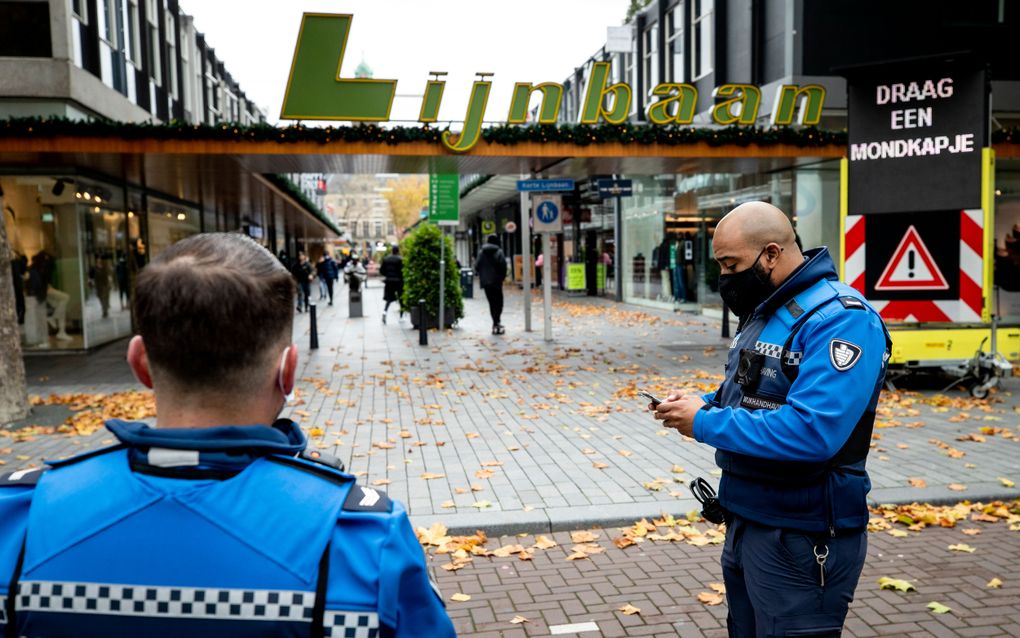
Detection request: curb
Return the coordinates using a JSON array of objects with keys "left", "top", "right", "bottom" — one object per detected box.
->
[{"left": 409, "top": 486, "right": 1020, "bottom": 537}]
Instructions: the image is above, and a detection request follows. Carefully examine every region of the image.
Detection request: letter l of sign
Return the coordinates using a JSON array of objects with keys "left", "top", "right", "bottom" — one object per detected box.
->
[{"left": 280, "top": 13, "right": 396, "bottom": 121}]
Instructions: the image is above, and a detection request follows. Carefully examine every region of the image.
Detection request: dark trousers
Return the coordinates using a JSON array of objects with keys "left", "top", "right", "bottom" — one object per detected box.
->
[
  {"left": 297, "top": 281, "right": 311, "bottom": 311},
  {"left": 722, "top": 516, "right": 866, "bottom": 637},
  {"left": 323, "top": 278, "right": 334, "bottom": 304},
  {"left": 482, "top": 284, "right": 503, "bottom": 325}
]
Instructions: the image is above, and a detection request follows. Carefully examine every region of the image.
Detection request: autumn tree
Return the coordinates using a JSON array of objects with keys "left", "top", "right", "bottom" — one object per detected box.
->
[
  {"left": 383, "top": 176, "right": 428, "bottom": 237},
  {"left": 0, "top": 212, "right": 28, "bottom": 425}
]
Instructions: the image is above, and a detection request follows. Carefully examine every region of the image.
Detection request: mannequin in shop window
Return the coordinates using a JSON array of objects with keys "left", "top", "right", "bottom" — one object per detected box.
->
[
  {"left": 26, "top": 249, "right": 71, "bottom": 346},
  {"left": 656, "top": 236, "right": 673, "bottom": 301},
  {"left": 670, "top": 239, "right": 686, "bottom": 304},
  {"left": 90, "top": 251, "right": 113, "bottom": 318},
  {"left": 116, "top": 254, "right": 130, "bottom": 310}
]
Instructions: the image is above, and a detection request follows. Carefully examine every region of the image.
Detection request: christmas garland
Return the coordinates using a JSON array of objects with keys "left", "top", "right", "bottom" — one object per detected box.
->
[{"left": 0, "top": 116, "right": 1017, "bottom": 148}]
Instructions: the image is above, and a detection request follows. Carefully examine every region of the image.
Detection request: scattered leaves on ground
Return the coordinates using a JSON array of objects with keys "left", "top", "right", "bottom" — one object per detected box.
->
[
  {"left": 878, "top": 577, "right": 916, "bottom": 592},
  {"left": 927, "top": 601, "right": 952, "bottom": 614},
  {"left": 618, "top": 604, "right": 641, "bottom": 615}
]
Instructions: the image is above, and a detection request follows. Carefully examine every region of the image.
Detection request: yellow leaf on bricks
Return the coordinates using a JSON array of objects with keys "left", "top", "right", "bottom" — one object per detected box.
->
[
  {"left": 908, "top": 478, "right": 927, "bottom": 488},
  {"left": 371, "top": 479, "right": 391, "bottom": 486},
  {"left": 475, "top": 469, "right": 495, "bottom": 479},
  {"left": 618, "top": 604, "right": 641, "bottom": 615},
  {"left": 1000, "top": 477, "right": 1016, "bottom": 488},
  {"left": 480, "top": 460, "right": 503, "bottom": 467},
  {"left": 877, "top": 577, "right": 916, "bottom": 592},
  {"left": 420, "top": 472, "right": 446, "bottom": 480},
  {"left": 471, "top": 500, "right": 492, "bottom": 509},
  {"left": 571, "top": 531, "right": 599, "bottom": 543},
  {"left": 440, "top": 500, "right": 455, "bottom": 508},
  {"left": 887, "top": 529, "right": 909, "bottom": 538},
  {"left": 709, "top": 583, "right": 726, "bottom": 594},
  {"left": 697, "top": 592, "right": 724, "bottom": 606},
  {"left": 618, "top": 450, "right": 633, "bottom": 457},
  {"left": 373, "top": 441, "right": 395, "bottom": 449},
  {"left": 987, "top": 577, "right": 1003, "bottom": 588},
  {"left": 398, "top": 431, "right": 412, "bottom": 439},
  {"left": 450, "top": 593, "right": 471, "bottom": 602},
  {"left": 947, "top": 543, "right": 976, "bottom": 553},
  {"left": 927, "top": 601, "right": 952, "bottom": 614},
  {"left": 532, "top": 536, "right": 558, "bottom": 550},
  {"left": 947, "top": 484, "right": 967, "bottom": 492},
  {"left": 510, "top": 615, "right": 529, "bottom": 624},
  {"left": 565, "top": 551, "right": 588, "bottom": 561},
  {"left": 592, "top": 462, "right": 609, "bottom": 469},
  {"left": 306, "top": 427, "right": 324, "bottom": 437},
  {"left": 671, "top": 465, "right": 686, "bottom": 473}
]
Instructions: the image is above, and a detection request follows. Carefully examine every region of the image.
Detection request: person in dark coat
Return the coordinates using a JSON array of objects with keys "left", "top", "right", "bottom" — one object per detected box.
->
[
  {"left": 474, "top": 234, "right": 507, "bottom": 334},
  {"left": 316, "top": 254, "right": 338, "bottom": 306},
  {"left": 379, "top": 245, "right": 404, "bottom": 323},
  {"left": 291, "top": 251, "right": 314, "bottom": 312}
]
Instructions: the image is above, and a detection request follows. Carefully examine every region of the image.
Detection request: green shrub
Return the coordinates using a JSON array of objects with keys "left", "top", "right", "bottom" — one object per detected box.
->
[{"left": 400, "top": 223, "right": 464, "bottom": 322}]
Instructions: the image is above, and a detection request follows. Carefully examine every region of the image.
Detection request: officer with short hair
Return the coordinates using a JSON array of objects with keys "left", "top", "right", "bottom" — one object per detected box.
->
[
  {"left": 0, "top": 233, "right": 455, "bottom": 637},
  {"left": 653, "top": 202, "right": 890, "bottom": 637}
]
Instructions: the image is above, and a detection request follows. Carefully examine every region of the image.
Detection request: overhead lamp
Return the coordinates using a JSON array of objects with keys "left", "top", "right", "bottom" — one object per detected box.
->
[
  {"left": 75, "top": 192, "right": 82, "bottom": 199},
  {"left": 52, "top": 178, "right": 69, "bottom": 196},
  {"left": 128, "top": 211, "right": 135, "bottom": 218},
  {"left": 95, "top": 195, "right": 102, "bottom": 204},
  {"left": 177, "top": 212, "right": 186, "bottom": 221},
  {"left": 83, "top": 192, "right": 91, "bottom": 200}
]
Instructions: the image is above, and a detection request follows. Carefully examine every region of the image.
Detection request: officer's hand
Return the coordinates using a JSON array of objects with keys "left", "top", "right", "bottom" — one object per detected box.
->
[{"left": 653, "top": 396, "right": 705, "bottom": 438}]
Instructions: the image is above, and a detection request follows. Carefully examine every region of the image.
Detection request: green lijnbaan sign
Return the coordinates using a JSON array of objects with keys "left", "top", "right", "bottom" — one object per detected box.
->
[{"left": 280, "top": 13, "right": 827, "bottom": 153}]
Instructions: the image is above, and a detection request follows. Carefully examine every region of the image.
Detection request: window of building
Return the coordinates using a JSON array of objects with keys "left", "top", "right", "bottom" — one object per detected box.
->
[
  {"left": 643, "top": 22, "right": 658, "bottom": 91},
  {"left": 100, "top": 0, "right": 118, "bottom": 47},
  {"left": 147, "top": 0, "right": 161, "bottom": 85},
  {"left": 387, "top": 222, "right": 395, "bottom": 236},
  {"left": 71, "top": 0, "right": 87, "bottom": 23},
  {"left": 374, "top": 221, "right": 383, "bottom": 237},
  {"left": 126, "top": 0, "right": 141, "bottom": 65},
  {"left": 666, "top": 3, "right": 684, "bottom": 82},
  {"left": 691, "top": 0, "right": 713, "bottom": 79},
  {"left": 165, "top": 13, "right": 177, "bottom": 99}
]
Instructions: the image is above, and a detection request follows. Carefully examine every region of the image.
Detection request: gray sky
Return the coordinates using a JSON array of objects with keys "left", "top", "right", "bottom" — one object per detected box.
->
[{"left": 179, "top": 1, "right": 627, "bottom": 125}]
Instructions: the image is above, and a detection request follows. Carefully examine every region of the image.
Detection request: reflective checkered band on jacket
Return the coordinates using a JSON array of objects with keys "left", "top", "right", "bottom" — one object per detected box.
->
[
  {"left": 1, "top": 594, "right": 6, "bottom": 624},
  {"left": 13, "top": 581, "right": 378, "bottom": 633},
  {"left": 324, "top": 610, "right": 380, "bottom": 638},
  {"left": 754, "top": 341, "right": 802, "bottom": 366}
]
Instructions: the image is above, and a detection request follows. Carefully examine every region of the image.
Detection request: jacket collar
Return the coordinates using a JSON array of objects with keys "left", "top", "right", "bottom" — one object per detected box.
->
[
  {"left": 106, "top": 419, "right": 307, "bottom": 472},
  {"left": 753, "top": 247, "right": 838, "bottom": 319}
]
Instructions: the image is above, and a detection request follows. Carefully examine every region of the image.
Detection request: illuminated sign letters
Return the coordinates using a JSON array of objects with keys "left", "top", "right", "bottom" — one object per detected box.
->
[{"left": 281, "top": 13, "right": 827, "bottom": 153}]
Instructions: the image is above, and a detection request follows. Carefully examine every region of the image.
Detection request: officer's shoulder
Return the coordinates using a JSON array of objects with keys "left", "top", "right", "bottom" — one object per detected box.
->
[
  {"left": 814, "top": 282, "right": 880, "bottom": 319},
  {"left": 266, "top": 451, "right": 353, "bottom": 487}
]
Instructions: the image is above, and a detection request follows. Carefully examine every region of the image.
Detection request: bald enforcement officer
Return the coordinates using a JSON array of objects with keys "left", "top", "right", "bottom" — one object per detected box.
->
[
  {"left": 653, "top": 202, "right": 890, "bottom": 637},
  {"left": 0, "top": 233, "right": 455, "bottom": 637}
]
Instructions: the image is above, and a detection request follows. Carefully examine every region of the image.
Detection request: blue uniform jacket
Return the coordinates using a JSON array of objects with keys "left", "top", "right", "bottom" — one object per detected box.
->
[
  {"left": 694, "top": 248, "right": 890, "bottom": 533},
  {"left": 0, "top": 419, "right": 456, "bottom": 637}
]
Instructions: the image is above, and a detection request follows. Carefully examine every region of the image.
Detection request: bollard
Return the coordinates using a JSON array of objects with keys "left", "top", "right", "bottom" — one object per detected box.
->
[
  {"left": 418, "top": 299, "right": 428, "bottom": 346},
  {"left": 721, "top": 303, "right": 730, "bottom": 339},
  {"left": 309, "top": 302, "right": 319, "bottom": 349}
]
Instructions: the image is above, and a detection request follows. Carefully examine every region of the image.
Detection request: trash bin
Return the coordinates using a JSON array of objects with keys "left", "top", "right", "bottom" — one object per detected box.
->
[{"left": 460, "top": 268, "right": 474, "bottom": 299}]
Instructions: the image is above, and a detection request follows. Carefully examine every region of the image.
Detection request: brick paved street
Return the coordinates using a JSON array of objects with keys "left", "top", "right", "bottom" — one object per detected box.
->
[
  {"left": 432, "top": 517, "right": 1020, "bottom": 637},
  {"left": 4, "top": 282, "right": 1020, "bottom": 636}
]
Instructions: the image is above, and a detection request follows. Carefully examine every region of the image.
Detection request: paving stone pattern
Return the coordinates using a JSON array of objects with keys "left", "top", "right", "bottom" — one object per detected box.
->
[
  {"left": 434, "top": 521, "right": 1020, "bottom": 637},
  {"left": 4, "top": 283, "right": 1020, "bottom": 535}
]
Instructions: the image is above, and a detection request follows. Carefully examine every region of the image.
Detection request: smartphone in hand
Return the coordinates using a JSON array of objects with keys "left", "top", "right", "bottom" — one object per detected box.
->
[{"left": 638, "top": 390, "right": 662, "bottom": 408}]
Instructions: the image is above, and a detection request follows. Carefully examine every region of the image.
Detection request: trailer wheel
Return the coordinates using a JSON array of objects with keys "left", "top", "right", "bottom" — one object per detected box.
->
[{"left": 970, "top": 384, "right": 989, "bottom": 400}]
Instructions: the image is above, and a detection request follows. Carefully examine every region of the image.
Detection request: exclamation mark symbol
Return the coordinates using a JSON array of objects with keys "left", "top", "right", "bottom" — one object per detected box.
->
[{"left": 907, "top": 249, "right": 915, "bottom": 279}]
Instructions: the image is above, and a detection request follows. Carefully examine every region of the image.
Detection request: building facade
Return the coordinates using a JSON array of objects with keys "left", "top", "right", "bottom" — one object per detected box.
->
[
  {"left": 324, "top": 175, "right": 398, "bottom": 257},
  {"left": 1, "top": 0, "right": 335, "bottom": 353}
]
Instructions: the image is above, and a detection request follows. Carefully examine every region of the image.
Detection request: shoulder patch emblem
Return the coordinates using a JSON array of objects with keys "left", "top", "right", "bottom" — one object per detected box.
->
[
  {"left": 839, "top": 296, "right": 866, "bottom": 310},
  {"left": 829, "top": 339, "right": 863, "bottom": 371},
  {"left": 0, "top": 467, "right": 45, "bottom": 487},
  {"left": 342, "top": 484, "right": 392, "bottom": 513}
]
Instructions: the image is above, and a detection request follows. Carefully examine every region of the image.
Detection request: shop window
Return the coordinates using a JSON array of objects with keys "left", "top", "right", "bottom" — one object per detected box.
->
[{"left": 147, "top": 196, "right": 199, "bottom": 259}]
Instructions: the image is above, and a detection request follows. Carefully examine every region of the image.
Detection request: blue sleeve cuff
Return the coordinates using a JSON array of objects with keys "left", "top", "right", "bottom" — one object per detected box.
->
[{"left": 693, "top": 406, "right": 710, "bottom": 443}]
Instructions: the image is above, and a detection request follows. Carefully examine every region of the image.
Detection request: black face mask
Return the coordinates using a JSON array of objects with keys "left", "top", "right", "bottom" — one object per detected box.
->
[{"left": 718, "top": 247, "right": 775, "bottom": 318}]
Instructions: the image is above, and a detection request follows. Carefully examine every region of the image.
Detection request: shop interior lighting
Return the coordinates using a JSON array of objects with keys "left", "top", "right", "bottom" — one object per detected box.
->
[
  {"left": 93, "top": 207, "right": 101, "bottom": 213},
  {"left": 95, "top": 196, "right": 102, "bottom": 204},
  {"left": 83, "top": 192, "right": 91, "bottom": 200},
  {"left": 177, "top": 212, "right": 187, "bottom": 221},
  {"left": 75, "top": 192, "right": 82, "bottom": 199},
  {"left": 127, "top": 211, "right": 135, "bottom": 218}
]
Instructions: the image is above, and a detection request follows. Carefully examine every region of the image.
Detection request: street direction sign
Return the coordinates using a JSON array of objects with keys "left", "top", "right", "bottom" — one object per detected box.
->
[
  {"left": 516, "top": 179, "right": 575, "bottom": 192},
  {"left": 596, "top": 178, "right": 633, "bottom": 198},
  {"left": 533, "top": 194, "right": 562, "bottom": 233},
  {"left": 428, "top": 173, "right": 460, "bottom": 225}
]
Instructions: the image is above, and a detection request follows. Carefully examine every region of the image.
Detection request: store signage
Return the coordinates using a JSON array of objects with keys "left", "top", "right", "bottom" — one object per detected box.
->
[
  {"left": 847, "top": 60, "right": 987, "bottom": 214},
  {"left": 481, "top": 219, "right": 496, "bottom": 235},
  {"left": 281, "top": 13, "right": 826, "bottom": 153},
  {"left": 596, "top": 179, "right": 633, "bottom": 198},
  {"left": 428, "top": 173, "right": 459, "bottom": 226},
  {"left": 567, "top": 263, "right": 586, "bottom": 291}
]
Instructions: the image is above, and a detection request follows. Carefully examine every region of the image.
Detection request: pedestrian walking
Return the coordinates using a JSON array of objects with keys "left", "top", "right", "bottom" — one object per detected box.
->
[
  {"left": 651, "top": 202, "right": 891, "bottom": 637},
  {"left": 316, "top": 253, "right": 338, "bottom": 306},
  {"left": 474, "top": 233, "right": 507, "bottom": 335},
  {"left": 0, "top": 233, "right": 455, "bottom": 637},
  {"left": 380, "top": 245, "right": 404, "bottom": 323},
  {"left": 291, "top": 251, "right": 314, "bottom": 312}
]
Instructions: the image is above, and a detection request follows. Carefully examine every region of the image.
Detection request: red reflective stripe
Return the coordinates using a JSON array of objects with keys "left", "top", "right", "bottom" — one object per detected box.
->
[
  {"left": 960, "top": 211, "right": 983, "bottom": 256},
  {"left": 850, "top": 273, "right": 866, "bottom": 293},
  {"left": 845, "top": 216, "right": 865, "bottom": 257},
  {"left": 960, "top": 272, "right": 984, "bottom": 317}
]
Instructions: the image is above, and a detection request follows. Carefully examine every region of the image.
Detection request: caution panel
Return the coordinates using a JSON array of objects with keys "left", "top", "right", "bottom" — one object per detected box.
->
[{"left": 845, "top": 208, "right": 985, "bottom": 323}]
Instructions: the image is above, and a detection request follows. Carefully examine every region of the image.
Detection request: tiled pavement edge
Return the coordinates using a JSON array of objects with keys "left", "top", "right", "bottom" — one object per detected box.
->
[{"left": 3, "top": 282, "right": 1020, "bottom": 536}]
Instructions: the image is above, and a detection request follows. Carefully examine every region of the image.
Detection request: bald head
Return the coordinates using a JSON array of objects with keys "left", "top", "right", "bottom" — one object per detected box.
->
[
  {"left": 713, "top": 201, "right": 804, "bottom": 284},
  {"left": 716, "top": 202, "right": 797, "bottom": 249}
]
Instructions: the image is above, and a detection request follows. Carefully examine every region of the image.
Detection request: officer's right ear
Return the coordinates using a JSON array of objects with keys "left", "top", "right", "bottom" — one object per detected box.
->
[
  {"left": 277, "top": 344, "right": 298, "bottom": 399},
  {"left": 126, "top": 335, "right": 154, "bottom": 389}
]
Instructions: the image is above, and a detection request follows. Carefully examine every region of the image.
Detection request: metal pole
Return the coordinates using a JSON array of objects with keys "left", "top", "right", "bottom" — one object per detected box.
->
[
  {"left": 309, "top": 302, "right": 319, "bottom": 349},
  {"left": 439, "top": 226, "right": 446, "bottom": 331},
  {"left": 542, "top": 232, "right": 552, "bottom": 341},
  {"left": 614, "top": 194, "right": 623, "bottom": 302},
  {"left": 418, "top": 299, "right": 428, "bottom": 345},
  {"left": 520, "top": 177, "right": 532, "bottom": 332}
]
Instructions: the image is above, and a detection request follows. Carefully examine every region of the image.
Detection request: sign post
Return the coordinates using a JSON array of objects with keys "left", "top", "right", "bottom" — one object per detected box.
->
[
  {"left": 531, "top": 193, "right": 563, "bottom": 342},
  {"left": 517, "top": 179, "right": 573, "bottom": 337},
  {"left": 519, "top": 175, "right": 531, "bottom": 331},
  {"left": 429, "top": 173, "right": 460, "bottom": 330}
]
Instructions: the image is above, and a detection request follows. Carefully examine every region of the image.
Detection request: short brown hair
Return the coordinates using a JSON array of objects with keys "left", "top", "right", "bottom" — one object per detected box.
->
[{"left": 134, "top": 233, "right": 295, "bottom": 391}]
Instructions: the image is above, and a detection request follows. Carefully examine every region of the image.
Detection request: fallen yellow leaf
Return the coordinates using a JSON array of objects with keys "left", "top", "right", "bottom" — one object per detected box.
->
[
  {"left": 532, "top": 535, "right": 558, "bottom": 550},
  {"left": 927, "top": 601, "right": 952, "bottom": 615},
  {"left": 510, "top": 615, "right": 529, "bottom": 624},
  {"left": 420, "top": 472, "right": 446, "bottom": 480},
  {"left": 947, "top": 484, "right": 967, "bottom": 491},
  {"left": 987, "top": 577, "right": 1003, "bottom": 588},
  {"left": 697, "top": 591, "right": 724, "bottom": 606},
  {"left": 618, "top": 604, "right": 641, "bottom": 616},
  {"left": 999, "top": 477, "right": 1016, "bottom": 488},
  {"left": 571, "top": 531, "right": 599, "bottom": 543},
  {"left": 450, "top": 593, "right": 471, "bottom": 602},
  {"left": 877, "top": 577, "right": 916, "bottom": 592},
  {"left": 908, "top": 478, "right": 927, "bottom": 488},
  {"left": 709, "top": 582, "right": 726, "bottom": 594},
  {"left": 947, "top": 543, "right": 976, "bottom": 553}
]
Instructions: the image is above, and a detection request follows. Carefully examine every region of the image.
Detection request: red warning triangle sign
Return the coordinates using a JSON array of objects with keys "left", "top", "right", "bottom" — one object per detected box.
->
[{"left": 875, "top": 225, "right": 949, "bottom": 291}]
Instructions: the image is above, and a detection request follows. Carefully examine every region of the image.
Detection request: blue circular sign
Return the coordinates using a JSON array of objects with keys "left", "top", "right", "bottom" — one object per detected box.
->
[{"left": 536, "top": 200, "right": 560, "bottom": 224}]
